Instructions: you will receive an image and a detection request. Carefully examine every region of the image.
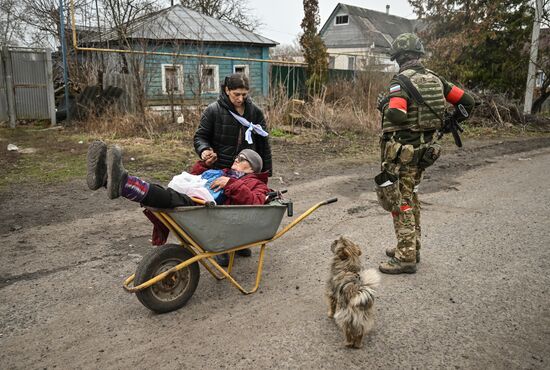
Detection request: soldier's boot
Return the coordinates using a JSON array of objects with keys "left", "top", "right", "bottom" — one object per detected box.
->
[
  {"left": 385, "top": 247, "right": 420, "bottom": 263},
  {"left": 379, "top": 257, "right": 416, "bottom": 274}
]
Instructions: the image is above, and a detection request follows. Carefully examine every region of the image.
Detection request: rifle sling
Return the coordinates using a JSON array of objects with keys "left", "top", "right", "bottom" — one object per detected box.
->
[{"left": 395, "top": 74, "right": 444, "bottom": 124}]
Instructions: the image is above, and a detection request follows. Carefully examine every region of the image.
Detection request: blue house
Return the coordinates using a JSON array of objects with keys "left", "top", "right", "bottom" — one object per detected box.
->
[{"left": 86, "top": 5, "right": 277, "bottom": 107}]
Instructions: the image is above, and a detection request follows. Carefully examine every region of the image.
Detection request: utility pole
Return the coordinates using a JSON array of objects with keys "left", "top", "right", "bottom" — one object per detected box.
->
[
  {"left": 59, "top": 0, "right": 71, "bottom": 123},
  {"left": 523, "top": 0, "right": 543, "bottom": 115}
]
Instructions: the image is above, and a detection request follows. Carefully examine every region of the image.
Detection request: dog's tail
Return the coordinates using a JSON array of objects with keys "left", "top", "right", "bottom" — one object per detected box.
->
[{"left": 349, "top": 269, "right": 380, "bottom": 307}]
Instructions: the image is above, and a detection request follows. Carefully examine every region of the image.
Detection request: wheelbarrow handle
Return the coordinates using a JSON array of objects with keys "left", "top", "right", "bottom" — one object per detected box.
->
[
  {"left": 190, "top": 197, "right": 216, "bottom": 208},
  {"left": 321, "top": 197, "right": 338, "bottom": 205}
]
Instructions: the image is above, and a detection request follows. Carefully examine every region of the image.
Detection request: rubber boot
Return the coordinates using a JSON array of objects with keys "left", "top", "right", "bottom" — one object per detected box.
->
[
  {"left": 236, "top": 248, "right": 251, "bottom": 257},
  {"left": 86, "top": 140, "right": 107, "bottom": 190},
  {"left": 215, "top": 253, "right": 229, "bottom": 267},
  {"left": 106, "top": 145, "right": 127, "bottom": 199}
]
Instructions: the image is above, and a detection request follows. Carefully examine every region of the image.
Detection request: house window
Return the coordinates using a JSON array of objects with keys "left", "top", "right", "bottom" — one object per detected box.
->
[
  {"left": 328, "top": 56, "right": 335, "bottom": 69},
  {"left": 233, "top": 64, "right": 249, "bottom": 77},
  {"left": 335, "top": 15, "right": 349, "bottom": 25},
  {"left": 200, "top": 64, "right": 219, "bottom": 93},
  {"left": 348, "top": 56, "right": 356, "bottom": 70},
  {"left": 162, "top": 64, "right": 184, "bottom": 94}
]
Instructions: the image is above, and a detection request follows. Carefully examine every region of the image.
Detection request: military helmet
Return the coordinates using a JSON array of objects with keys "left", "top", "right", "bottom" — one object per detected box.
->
[{"left": 389, "top": 33, "right": 425, "bottom": 61}]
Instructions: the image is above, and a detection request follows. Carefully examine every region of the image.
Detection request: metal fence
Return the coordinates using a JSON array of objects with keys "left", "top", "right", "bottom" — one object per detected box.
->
[
  {"left": 271, "top": 65, "right": 356, "bottom": 98},
  {"left": 0, "top": 46, "right": 56, "bottom": 127}
]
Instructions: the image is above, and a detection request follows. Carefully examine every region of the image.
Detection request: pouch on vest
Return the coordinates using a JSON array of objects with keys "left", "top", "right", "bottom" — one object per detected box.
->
[
  {"left": 419, "top": 143, "right": 442, "bottom": 168},
  {"left": 399, "top": 144, "right": 414, "bottom": 164},
  {"left": 374, "top": 171, "right": 401, "bottom": 213},
  {"left": 384, "top": 140, "right": 402, "bottom": 162}
]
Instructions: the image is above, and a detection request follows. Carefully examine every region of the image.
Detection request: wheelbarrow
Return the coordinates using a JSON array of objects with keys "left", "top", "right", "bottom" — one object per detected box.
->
[{"left": 123, "top": 195, "right": 338, "bottom": 313}]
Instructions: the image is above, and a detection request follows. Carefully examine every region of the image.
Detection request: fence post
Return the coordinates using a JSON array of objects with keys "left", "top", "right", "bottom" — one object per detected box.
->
[
  {"left": 44, "top": 49, "right": 57, "bottom": 126},
  {"left": 2, "top": 46, "right": 16, "bottom": 128}
]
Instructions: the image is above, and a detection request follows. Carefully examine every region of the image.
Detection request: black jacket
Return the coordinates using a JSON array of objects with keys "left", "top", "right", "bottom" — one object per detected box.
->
[{"left": 193, "top": 92, "right": 272, "bottom": 175}]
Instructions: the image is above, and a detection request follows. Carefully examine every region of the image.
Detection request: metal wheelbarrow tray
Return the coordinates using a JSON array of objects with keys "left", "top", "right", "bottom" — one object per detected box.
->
[
  {"left": 165, "top": 203, "right": 288, "bottom": 252},
  {"left": 123, "top": 197, "right": 338, "bottom": 314}
]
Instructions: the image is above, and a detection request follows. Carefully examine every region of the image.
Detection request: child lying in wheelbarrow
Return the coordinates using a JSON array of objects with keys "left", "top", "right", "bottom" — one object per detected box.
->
[{"left": 86, "top": 141, "right": 269, "bottom": 266}]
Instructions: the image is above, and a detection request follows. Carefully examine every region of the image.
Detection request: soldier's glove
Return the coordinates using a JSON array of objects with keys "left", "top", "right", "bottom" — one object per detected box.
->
[{"left": 377, "top": 93, "right": 389, "bottom": 112}]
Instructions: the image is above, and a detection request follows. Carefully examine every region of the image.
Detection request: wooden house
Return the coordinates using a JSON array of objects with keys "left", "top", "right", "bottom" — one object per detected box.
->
[
  {"left": 82, "top": 4, "right": 277, "bottom": 108},
  {"left": 319, "top": 3, "right": 423, "bottom": 72}
]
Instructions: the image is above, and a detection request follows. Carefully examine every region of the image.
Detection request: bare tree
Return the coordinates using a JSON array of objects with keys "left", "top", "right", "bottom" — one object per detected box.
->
[
  {"left": 179, "top": 0, "right": 261, "bottom": 31},
  {"left": 0, "top": 0, "right": 25, "bottom": 45},
  {"left": 271, "top": 36, "right": 303, "bottom": 61},
  {"left": 19, "top": 0, "right": 89, "bottom": 48}
]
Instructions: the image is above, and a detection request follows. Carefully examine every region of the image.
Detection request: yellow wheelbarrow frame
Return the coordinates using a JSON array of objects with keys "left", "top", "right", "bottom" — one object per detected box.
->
[{"left": 123, "top": 197, "right": 338, "bottom": 296}]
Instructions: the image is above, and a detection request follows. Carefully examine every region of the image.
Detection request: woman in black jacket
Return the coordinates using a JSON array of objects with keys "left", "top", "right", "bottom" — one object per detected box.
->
[{"left": 193, "top": 73, "right": 272, "bottom": 175}]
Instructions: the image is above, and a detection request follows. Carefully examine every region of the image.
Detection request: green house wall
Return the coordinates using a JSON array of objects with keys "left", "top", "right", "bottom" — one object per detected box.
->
[{"left": 139, "top": 43, "right": 271, "bottom": 106}]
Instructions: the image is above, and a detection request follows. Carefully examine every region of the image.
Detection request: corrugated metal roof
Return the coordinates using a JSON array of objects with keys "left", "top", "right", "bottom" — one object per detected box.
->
[{"left": 92, "top": 5, "right": 277, "bottom": 46}]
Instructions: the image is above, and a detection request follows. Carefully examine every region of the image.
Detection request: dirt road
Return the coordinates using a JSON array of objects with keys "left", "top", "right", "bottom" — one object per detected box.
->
[{"left": 1, "top": 137, "right": 549, "bottom": 369}]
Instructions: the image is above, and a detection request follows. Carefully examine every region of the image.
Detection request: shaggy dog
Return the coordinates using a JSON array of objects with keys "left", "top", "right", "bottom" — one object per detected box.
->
[{"left": 326, "top": 236, "right": 380, "bottom": 348}]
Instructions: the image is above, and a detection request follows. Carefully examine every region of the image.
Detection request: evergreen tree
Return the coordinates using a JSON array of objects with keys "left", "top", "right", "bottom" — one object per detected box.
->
[{"left": 300, "top": 0, "right": 328, "bottom": 96}]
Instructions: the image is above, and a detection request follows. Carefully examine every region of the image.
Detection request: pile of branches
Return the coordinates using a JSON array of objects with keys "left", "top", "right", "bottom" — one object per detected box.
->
[{"left": 471, "top": 91, "right": 526, "bottom": 127}]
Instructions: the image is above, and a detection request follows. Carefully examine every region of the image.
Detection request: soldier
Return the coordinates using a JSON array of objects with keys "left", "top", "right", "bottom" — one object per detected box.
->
[{"left": 376, "top": 33, "right": 475, "bottom": 274}]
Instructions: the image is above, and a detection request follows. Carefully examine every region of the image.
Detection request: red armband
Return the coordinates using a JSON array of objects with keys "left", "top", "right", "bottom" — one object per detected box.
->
[
  {"left": 446, "top": 86, "right": 464, "bottom": 105},
  {"left": 388, "top": 97, "right": 407, "bottom": 113}
]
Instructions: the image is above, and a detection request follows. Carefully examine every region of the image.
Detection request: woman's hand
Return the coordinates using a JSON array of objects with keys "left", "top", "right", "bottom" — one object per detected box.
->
[
  {"left": 210, "top": 176, "right": 230, "bottom": 192},
  {"left": 201, "top": 149, "right": 218, "bottom": 166}
]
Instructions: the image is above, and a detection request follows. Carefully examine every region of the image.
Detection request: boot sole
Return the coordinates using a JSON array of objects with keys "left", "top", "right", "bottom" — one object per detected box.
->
[
  {"left": 379, "top": 265, "right": 417, "bottom": 274},
  {"left": 86, "top": 141, "right": 107, "bottom": 190}
]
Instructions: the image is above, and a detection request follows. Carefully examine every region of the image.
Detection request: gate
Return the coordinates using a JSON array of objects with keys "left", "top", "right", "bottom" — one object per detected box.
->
[{"left": 0, "top": 46, "right": 56, "bottom": 127}]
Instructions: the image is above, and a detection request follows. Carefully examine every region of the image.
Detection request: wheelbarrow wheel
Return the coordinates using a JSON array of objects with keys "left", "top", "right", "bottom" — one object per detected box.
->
[{"left": 134, "top": 244, "right": 200, "bottom": 313}]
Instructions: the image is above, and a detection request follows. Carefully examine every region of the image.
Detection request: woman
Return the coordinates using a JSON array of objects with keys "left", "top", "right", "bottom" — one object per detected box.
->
[
  {"left": 87, "top": 141, "right": 269, "bottom": 209},
  {"left": 194, "top": 73, "right": 272, "bottom": 175}
]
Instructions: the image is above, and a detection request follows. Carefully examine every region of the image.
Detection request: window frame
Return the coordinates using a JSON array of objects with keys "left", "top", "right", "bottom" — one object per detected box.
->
[
  {"left": 233, "top": 64, "right": 250, "bottom": 77},
  {"left": 348, "top": 56, "right": 356, "bottom": 70},
  {"left": 335, "top": 14, "right": 349, "bottom": 25},
  {"left": 199, "top": 64, "right": 220, "bottom": 94},
  {"left": 161, "top": 64, "right": 184, "bottom": 95}
]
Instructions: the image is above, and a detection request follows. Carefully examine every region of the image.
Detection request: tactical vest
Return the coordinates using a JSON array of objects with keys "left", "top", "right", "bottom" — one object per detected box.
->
[{"left": 383, "top": 69, "right": 446, "bottom": 133}]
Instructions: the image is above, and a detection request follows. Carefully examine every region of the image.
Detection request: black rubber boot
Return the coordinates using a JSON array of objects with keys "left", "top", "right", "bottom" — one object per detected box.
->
[
  {"left": 86, "top": 140, "right": 107, "bottom": 190},
  {"left": 215, "top": 254, "right": 229, "bottom": 267},
  {"left": 106, "top": 145, "right": 127, "bottom": 199},
  {"left": 235, "top": 248, "right": 252, "bottom": 257}
]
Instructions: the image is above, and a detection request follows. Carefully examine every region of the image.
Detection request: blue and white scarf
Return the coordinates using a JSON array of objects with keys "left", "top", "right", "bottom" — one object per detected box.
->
[{"left": 229, "top": 110, "right": 269, "bottom": 144}]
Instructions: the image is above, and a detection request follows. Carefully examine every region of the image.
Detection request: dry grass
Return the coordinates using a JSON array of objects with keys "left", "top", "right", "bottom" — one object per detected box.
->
[
  {"left": 76, "top": 71, "right": 390, "bottom": 138},
  {"left": 266, "top": 72, "right": 391, "bottom": 135},
  {"left": 76, "top": 106, "right": 201, "bottom": 139}
]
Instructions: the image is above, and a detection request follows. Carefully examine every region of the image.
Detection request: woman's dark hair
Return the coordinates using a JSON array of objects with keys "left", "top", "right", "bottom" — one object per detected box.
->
[{"left": 222, "top": 73, "right": 250, "bottom": 91}]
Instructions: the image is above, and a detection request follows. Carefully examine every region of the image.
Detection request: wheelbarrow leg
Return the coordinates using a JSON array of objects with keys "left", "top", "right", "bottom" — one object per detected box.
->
[{"left": 205, "top": 244, "right": 267, "bottom": 295}]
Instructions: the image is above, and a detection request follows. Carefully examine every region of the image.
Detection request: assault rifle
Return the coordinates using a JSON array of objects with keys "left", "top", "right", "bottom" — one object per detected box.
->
[{"left": 439, "top": 112, "right": 464, "bottom": 148}]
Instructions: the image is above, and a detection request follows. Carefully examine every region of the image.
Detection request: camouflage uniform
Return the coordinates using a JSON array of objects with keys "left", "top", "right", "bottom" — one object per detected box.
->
[{"left": 378, "top": 33, "right": 475, "bottom": 274}]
